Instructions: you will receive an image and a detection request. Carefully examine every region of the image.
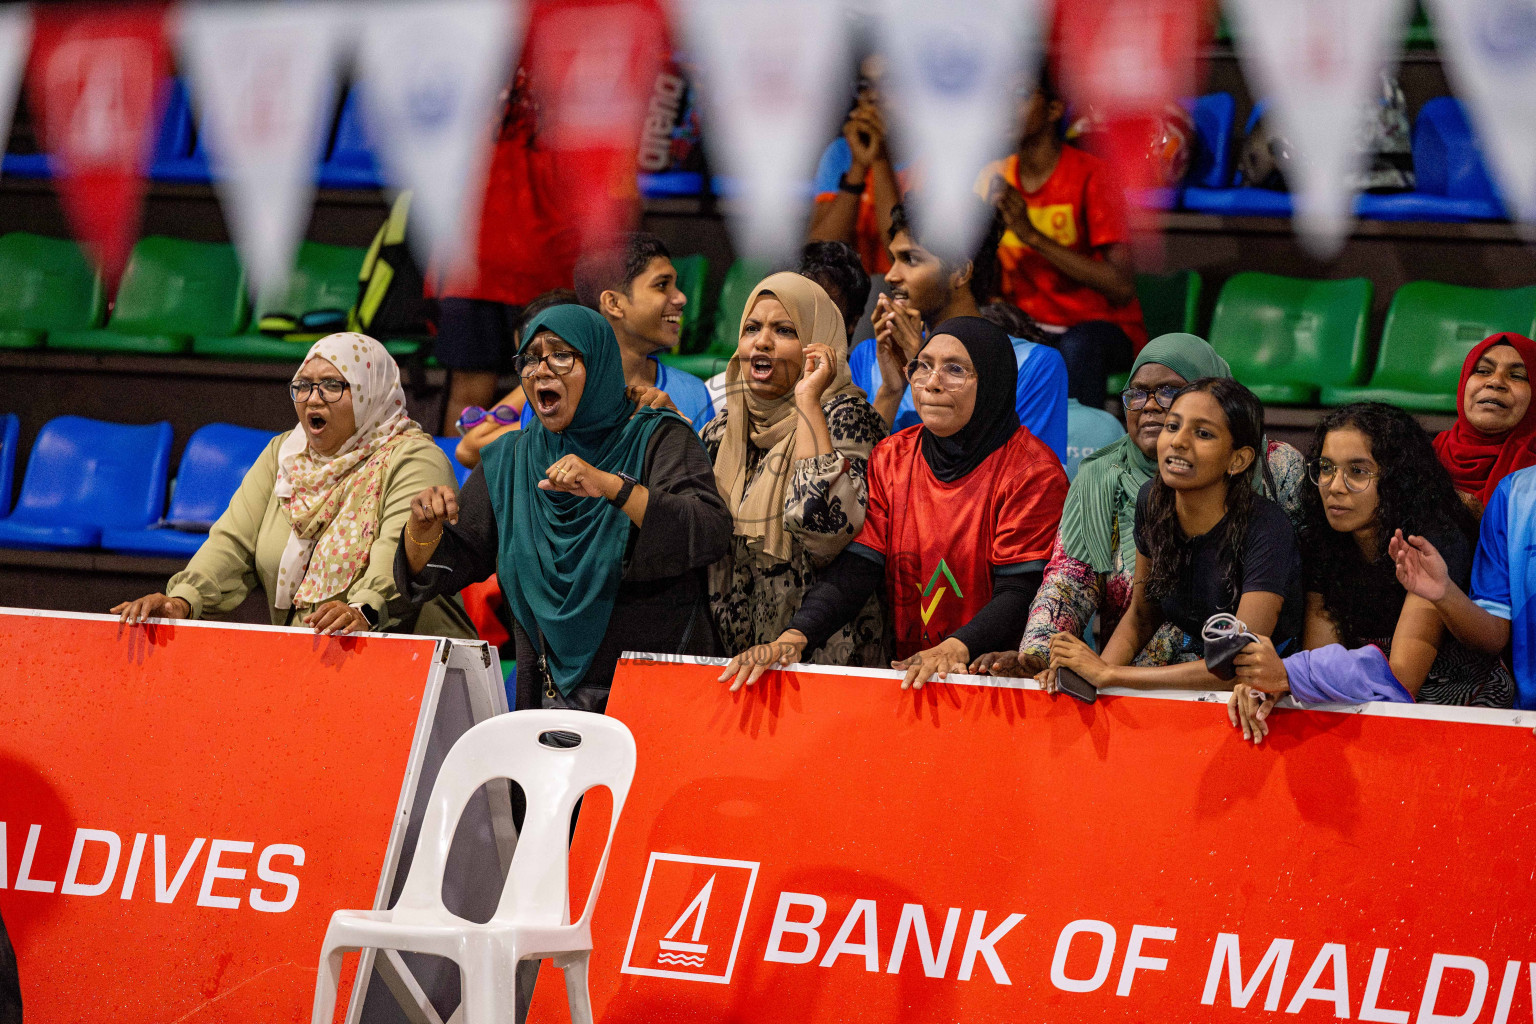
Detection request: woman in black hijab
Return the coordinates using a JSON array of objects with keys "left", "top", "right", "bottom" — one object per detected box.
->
[{"left": 720, "top": 317, "right": 1070, "bottom": 689}]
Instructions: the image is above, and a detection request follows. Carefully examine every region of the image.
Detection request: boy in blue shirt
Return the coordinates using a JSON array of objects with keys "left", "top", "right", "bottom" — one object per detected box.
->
[{"left": 848, "top": 201, "right": 1068, "bottom": 462}]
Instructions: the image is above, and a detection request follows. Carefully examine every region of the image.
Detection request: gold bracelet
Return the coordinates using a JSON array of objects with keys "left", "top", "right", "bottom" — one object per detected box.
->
[{"left": 406, "top": 523, "right": 443, "bottom": 547}]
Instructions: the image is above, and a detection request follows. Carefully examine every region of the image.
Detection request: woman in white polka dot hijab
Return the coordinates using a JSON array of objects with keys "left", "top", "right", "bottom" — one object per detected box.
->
[{"left": 114, "top": 332, "right": 476, "bottom": 638}]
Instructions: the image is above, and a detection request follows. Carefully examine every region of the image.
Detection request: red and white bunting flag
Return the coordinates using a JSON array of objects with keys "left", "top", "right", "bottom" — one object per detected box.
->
[
  {"left": 28, "top": 2, "right": 170, "bottom": 281},
  {"left": 524, "top": 0, "right": 666, "bottom": 254},
  {"left": 878, "top": 0, "right": 1048, "bottom": 260},
  {"left": 0, "top": 6, "right": 32, "bottom": 172},
  {"left": 1424, "top": 0, "right": 1536, "bottom": 223},
  {"left": 178, "top": 2, "right": 347, "bottom": 298},
  {"left": 356, "top": 0, "right": 523, "bottom": 273},
  {"left": 672, "top": 0, "right": 854, "bottom": 262},
  {"left": 1225, "top": 0, "right": 1413, "bottom": 255}
]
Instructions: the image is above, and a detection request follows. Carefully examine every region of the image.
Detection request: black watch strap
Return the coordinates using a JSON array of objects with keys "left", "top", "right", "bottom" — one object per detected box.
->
[{"left": 610, "top": 471, "right": 640, "bottom": 510}]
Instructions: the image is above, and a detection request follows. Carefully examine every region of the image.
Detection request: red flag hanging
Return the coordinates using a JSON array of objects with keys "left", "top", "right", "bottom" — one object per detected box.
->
[
  {"left": 27, "top": 2, "right": 170, "bottom": 282},
  {"left": 523, "top": 0, "right": 666, "bottom": 255},
  {"left": 1055, "top": 0, "right": 1211, "bottom": 242}
]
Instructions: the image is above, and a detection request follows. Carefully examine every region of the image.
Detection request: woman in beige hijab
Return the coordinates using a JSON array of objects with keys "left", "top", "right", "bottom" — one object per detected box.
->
[{"left": 701, "top": 272, "right": 887, "bottom": 666}]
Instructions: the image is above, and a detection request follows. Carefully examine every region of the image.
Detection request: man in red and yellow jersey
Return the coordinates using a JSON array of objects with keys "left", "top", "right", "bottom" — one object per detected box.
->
[{"left": 976, "top": 65, "right": 1147, "bottom": 410}]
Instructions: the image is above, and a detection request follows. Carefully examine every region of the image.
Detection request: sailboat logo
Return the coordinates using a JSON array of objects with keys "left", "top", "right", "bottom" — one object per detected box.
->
[{"left": 621, "top": 853, "right": 761, "bottom": 984}]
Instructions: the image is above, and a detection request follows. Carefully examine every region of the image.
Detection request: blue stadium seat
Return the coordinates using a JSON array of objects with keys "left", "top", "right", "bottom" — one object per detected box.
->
[
  {"left": 1186, "top": 92, "right": 1235, "bottom": 190},
  {"left": 151, "top": 78, "right": 213, "bottom": 184},
  {"left": 1356, "top": 97, "right": 1504, "bottom": 221},
  {"left": 0, "top": 413, "right": 17, "bottom": 513},
  {"left": 436, "top": 436, "right": 472, "bottom": 488},
  {"left": 317, "top": 89, "right": 384, "bottom": 189},
  {"left": 0, "top": 417, "right": 173, "bottom": 549},
  {"left": 640, "top": 171, "right": 705, "bottom": 199},
  {"left": 5, "top": 78, "right": 195, "bottom": 181},
  {"left": 101, "top": 423, "right": 275, "bottom": 557},
  {"left": 1183, "top": 102, "right": 1295, "bottom": 216}
]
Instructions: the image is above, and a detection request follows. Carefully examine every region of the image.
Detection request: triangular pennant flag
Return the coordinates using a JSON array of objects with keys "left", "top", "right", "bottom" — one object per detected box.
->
[
  {"left": 355, "top": 0, "right": 523, "bottom": 273},
  {"left": 525, "top": 0, "right": 667, "bottom": 253},
  {"left": 878, "top": 0, "right": 1047, "bottom": 260},
  {"left": 1225, "top": 0, "right": 1413, "bottom": 256},
  {"left": 178, "top": 2, "right": 347, "bottom": 298},
  {"left": 0, "top": 6, "right": 32, "bottom": 167},
  {"left": 1423, "top": 0, "right": 1536, "bottom": 222},
  {"left": 672, "top": 0, "right": 853, "bottom": 262},
  {"left": 28, "top": 3, "right": 171, "bottom": 281}
]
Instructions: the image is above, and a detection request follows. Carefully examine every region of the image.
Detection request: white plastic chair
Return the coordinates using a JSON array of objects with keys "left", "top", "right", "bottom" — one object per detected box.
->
[{"left": 311, "top": 710, "right": 637, "bottom": 1024}]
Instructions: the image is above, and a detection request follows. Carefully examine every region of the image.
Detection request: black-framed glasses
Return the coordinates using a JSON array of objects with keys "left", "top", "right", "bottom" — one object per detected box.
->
[
  {"left": 905, "top": 359, "right": 976, "bottom": 392},
  {"left": 1308, "top": 457, "right": 1380, "bottom": 493},
  {"left": 1120, "top": 384, "right": 1182, "bottom": 411},
  {"left": 514, "top": 349, "right": 580, "bottom": 379},
  {"left": 289, "top": 378, "right": 350, "bottom": 403}
]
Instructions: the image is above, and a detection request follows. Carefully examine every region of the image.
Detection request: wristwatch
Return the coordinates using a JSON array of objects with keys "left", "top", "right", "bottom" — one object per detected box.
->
[
  {"left": 838, "top": 173, "right": 867, "bottom": 196},
  {"left": 609, "top": 471, "right": 640, "bottom": 510},
  {"left": 351, "top": 603, "right": 380, "bottom": 629}
]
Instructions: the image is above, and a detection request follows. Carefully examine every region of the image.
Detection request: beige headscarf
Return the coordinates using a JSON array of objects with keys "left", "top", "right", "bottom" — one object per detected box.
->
[
  {"left": 712, "top": 272, "right": 864, "bottom": 565},
  {"left": 271, "top": 332, "right": 428, "bottom": 610}
]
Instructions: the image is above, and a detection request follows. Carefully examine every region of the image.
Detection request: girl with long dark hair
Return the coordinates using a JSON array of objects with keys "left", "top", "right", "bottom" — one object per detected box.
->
[
  {"left": 1230, "top": 404, "right": 1515, "bottom": 740},
  {"left": 1045, "top": 377, "right": 1302, "bottom": 689}
]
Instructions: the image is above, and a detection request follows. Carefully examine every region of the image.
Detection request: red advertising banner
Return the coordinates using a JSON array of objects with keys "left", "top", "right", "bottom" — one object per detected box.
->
[
  {"left": 26, "top": 2, "right": 170, "bottom": 281},
  {"left": 531, "top": 658, "right": 1536, "bottom": 1023},
  {"left": 0, "top": 610, "right": 451, "bottom": 1022}
]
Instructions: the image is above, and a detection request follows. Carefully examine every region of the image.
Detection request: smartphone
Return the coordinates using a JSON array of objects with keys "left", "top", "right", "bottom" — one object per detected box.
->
[{"left": 1055, "top": 666, "right": 1098, "bottom": 704}]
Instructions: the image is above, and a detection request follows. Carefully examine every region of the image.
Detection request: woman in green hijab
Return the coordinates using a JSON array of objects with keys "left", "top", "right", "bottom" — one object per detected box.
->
[
  {"left": 972, "top": 333, "right": 1305, "bottom": 677},
  {"left": 396, "top": 304, "right": 732, "bottom": 712}
]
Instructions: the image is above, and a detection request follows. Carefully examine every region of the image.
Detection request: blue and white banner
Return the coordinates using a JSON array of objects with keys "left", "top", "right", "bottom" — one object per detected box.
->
[
  {"left": 877, "top": 0, "right": 1044, "bottom": 261},
  {"left": 1424, "top": 0, "right": 1536, "bottom": 222},
  {"left": 672, "top": 0, "right": 854, "bottom": 262},
  {"left": 355, "top": 0, "right": 522, "bottom": 271},
  {"left": 179, "top": 1, "right": 347, "bottom": 297},
  {"left": 1226, "top": 0, "right": 1414, "bottom": 255}
]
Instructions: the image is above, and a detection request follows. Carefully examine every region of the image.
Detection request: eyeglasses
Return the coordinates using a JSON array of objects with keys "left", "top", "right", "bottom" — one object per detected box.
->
[
  {"left": 455, "top": 404, "right": 521, "bottom": 436},
  {"left": 905, "top": 359, "right": 976, "bottom": 391},
  {"left": 1308, "top": 457, "right": 1380, "bottom": 492},
  {"left": 289, "top": 378, "right": 350, "bottom": 403},
  {"left": 514, "top": 349, "right": 580, "bottom": 379},
  {"left": 1120, "top": 384, "right": 1182, "bottom": 411}
]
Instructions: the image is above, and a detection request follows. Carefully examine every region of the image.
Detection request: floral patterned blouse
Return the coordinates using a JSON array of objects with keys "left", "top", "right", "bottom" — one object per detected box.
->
[
  {"left": 702, "top": 393, "right": 889, "bottom": 667},
  {"left": 1020, "top": 439, "right": 1306, "bottom": 666}
]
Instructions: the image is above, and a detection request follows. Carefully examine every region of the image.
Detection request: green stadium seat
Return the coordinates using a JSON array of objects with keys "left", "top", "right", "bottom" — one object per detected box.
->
[
  {"left": 48, "top": 237, "right": 247, "bottom": 355},
  {"left": 1209, "top": 272, "right": 1373, "bottom": 405},
  {"left": 194, "top": 242, "right": 365, "bottom": 360},
  {"left": 671, "top": 253, "right": 709, "bottom": 354},
  {"left": 1320, "top": 282, "right": 1536, "bottom": 412},
  {"left": 706, "top": 258, "right": 774, "bottom": 357},
  {"left": 1136, "top": 269, "right": 1202, "bottom": 339},
  {"left": 0, "top": 233, "right": 105, "bottom": 349},
  {"left": 659, "top": 353, "right": 731, "bottom": 379}
]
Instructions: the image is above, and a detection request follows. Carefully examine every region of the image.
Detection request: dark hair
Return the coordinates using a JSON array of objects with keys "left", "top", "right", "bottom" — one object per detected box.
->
[
  {"left": 798, "top": 241, "right": 870, "bottom": 340},
  {"left": 1036, "top": 57, "right": 1060, "bottom": 105},
  {"left": 514, "top": 288, "right": 580, "bottom": 344},
  {"left": 573, "top": 232, "right": 671, "bottom": 309},
  {"left": 887, "top": 200, "right": 1005, "bottom": 306},
  {"left": 978, "top": 299, "right": 1051, "bottom": 345},
  {"left": 1142, "top": 377, "right": 1266, "bottom": 606},
  {"left": 1301, "top": 402, "right": 1476, "bottom": 645}
]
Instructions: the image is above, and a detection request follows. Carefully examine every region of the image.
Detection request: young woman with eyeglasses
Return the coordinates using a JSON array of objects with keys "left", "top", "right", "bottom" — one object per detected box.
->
[
  {"left": 971, "top": 334, "right": 1304, "bottom": 680},
  {"left": 719, "top": 317, "right": 1068, "bottom": 692},
  {"left": 1041, "top": 377, "right": 1304, "bottom": 693},
  {"left": 114, "top": 333, "right": 475, "bottom": 639},
  {"left": 1228, "top": 403, "right": 1514, "bottom": 742}
]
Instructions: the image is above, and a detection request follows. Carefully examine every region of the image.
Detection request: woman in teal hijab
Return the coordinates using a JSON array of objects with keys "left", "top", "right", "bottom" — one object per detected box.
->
[
  {"left": 396, "top": 304, "right": 732, "bottom": 711},
  {"left": 971, "top": 333, "right": 1305, "bottom": 677}
]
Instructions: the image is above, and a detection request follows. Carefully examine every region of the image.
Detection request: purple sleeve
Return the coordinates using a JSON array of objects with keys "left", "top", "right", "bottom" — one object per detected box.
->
[{"left": 1282, "top": 644, "right": 1414, "bottom": 705}]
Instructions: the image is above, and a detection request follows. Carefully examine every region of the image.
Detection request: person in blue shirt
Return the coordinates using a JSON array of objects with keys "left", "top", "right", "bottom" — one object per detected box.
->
[
  {"left": 1064, "top": 398, "right": 1126, "bottom": 481},
  {"left": 849, "top": 200, "right": 1068, "bottom": 462},
  {"left": 1391, "top": 463, "right": 1536, "bottom": 710},
  {"left": 518, "top": 232, "right": 715, "bottom": 431}
]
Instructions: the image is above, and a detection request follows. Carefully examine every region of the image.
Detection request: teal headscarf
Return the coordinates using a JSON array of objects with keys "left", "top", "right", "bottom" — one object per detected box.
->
[
  {"left": 1058, "top": 333, "right": 1234, "bottom": 573},
  {"left": 479, "top": 304, "right": 683, "bottom": 694}
]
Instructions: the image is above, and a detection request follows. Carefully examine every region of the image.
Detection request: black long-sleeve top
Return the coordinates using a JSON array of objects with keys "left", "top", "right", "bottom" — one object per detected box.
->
[{"left": 395, "top": 420, "right": 732, "bottom": 708}]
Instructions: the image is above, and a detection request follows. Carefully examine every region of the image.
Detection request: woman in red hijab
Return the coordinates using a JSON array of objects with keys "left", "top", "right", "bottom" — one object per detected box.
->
[{"left": 1433, "top": 332, "right": 1536, "bottom": 518}]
